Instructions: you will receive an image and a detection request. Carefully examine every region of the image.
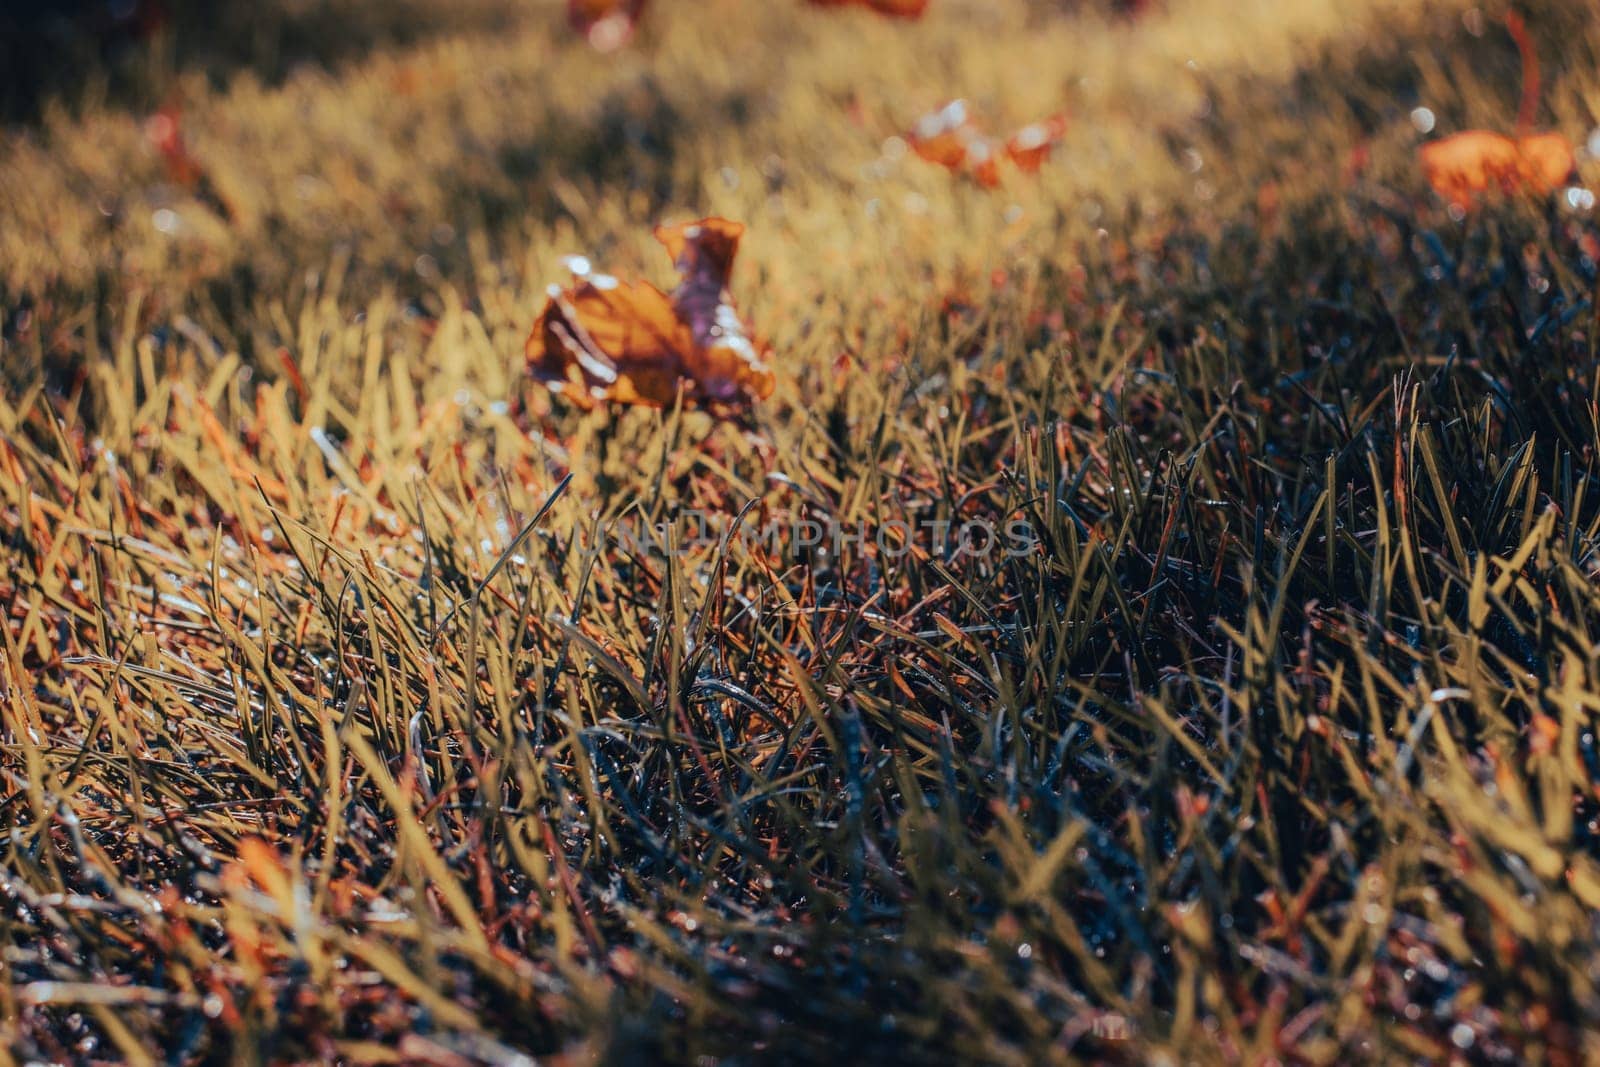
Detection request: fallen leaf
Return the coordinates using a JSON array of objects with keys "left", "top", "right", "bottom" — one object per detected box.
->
[
  {"left": 527, "top": 218, "right": 775, "bottom": 410},
  {"left": 1419, "top": 12, "right": 1576, "bottom": 211},
  {"left": 1420, "top": 130, "right": 1575, "bottom": 209},
  {"left": 568, "top": 0, "right": 648, "bottom": 51},
  {"left": 908, "top": 100, "right": 1000, "bottom": 187},
  {"left": 1004, "top": 112, "right": 1069, "bottom": 172},
  {"left": 907, "top": 101, "right": 1067, "bottom": 187},
  {"left": 1513, "top": 132, "right": 1578, "bottom": 192}
]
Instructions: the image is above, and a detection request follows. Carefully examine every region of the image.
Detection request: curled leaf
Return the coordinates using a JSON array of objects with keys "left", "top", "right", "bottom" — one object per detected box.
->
[
  {"left": 527, "top": 218, "right": 774, "bottom": 410},
  {"left": 1420, "top": 130, "right": 1575, "bottom": 209},
  {"left": 568, "top": 0, "right": 648, "bottom": 51}
]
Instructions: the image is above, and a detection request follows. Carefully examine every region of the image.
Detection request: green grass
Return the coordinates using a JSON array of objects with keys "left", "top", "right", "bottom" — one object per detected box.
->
[{"left": 4, "top": 0, "right": 1600, "bottom": 1062}]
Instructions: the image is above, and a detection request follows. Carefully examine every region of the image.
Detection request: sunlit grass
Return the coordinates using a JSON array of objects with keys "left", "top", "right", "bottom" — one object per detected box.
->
[{"left": 4, "top": 0, "right": 1600, "bottom": 1061}]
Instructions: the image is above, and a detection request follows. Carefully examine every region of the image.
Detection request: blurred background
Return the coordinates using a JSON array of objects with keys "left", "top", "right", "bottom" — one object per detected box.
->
[
  {"left": 0, "top": 0, "right": 528, "bottom": 121},
  {"left": 1, "top": 1, "right": 1177, "bottom": 123},
  {"left": 4, "top": 0, "right": 1591, "bottom": 380}
]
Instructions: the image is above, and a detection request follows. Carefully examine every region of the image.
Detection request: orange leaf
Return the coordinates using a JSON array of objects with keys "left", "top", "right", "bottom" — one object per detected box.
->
[
  {"left": 526, "top": 218, "right": 774, "bottom": 410},
  {"left": 1420, "top": 129, "right": 1575, "bottom": 209},
  {"left": 908, "top": 100, "right": 1000, "bottom": 187},
  {"left": 568, "top": 0, "right": 648, "bottom": 51},
  {"left": 1515, "top": 132, "right": 1577, "bottom": 193},
  {"left": 1419, "top": 14, "right": 1575, "bottom": 211},
  {"left": 909, "top": 100, "right": 983, "bottom": 168},
  {"left": 969, "top": 147, "right": 1002, "bottom": 189},
  {"left": 1004, "top": 113, "right": 1068, "bottom": 173},
  {"left": 908, "top": 102, "right": 1065, "bottom": 186}
]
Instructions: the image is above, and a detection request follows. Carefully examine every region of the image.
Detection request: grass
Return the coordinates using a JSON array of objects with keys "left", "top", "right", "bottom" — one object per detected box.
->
[{"left": 4, "top": 0, "right": 1600, "bottom": 1061}]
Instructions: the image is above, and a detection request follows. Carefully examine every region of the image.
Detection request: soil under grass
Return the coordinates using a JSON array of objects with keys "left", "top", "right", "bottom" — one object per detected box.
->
[{"left": 4, "top": 0, "right": 1600, "bottom": 1062}]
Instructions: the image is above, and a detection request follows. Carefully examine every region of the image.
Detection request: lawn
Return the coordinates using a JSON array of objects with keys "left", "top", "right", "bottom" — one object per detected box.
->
[{"left": 4, "top": 0, "right": 1600, "bottom": 1062}]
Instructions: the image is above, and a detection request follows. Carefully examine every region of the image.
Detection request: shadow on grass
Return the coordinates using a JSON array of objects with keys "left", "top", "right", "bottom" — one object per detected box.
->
[{"left": 0, "top": 0, "right": 531, "bottom": 125}]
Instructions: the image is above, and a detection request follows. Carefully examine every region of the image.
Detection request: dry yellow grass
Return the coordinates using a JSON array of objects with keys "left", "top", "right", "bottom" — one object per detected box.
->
[{"left": 5, "top": 0, "right": 1600, "bottom": 1062}]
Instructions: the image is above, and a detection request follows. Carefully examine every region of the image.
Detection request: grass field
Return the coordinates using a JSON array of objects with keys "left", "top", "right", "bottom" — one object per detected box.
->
[{"left": 5, "top": 0, "right": 1600, "bottom": 1062}]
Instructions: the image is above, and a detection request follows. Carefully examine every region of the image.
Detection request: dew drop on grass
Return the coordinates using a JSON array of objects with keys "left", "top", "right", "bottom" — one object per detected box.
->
[
  {"left": 152, "top": 208, "right": 180, "bottom": 234},
  {"left": 1410, "top": 107, "right": 1436, "bottom": 134}
]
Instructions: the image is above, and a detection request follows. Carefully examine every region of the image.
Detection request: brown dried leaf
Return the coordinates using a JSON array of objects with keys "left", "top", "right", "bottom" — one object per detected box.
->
[{"left": 526, "top": 218, "right": 774, "bottom": 410}]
